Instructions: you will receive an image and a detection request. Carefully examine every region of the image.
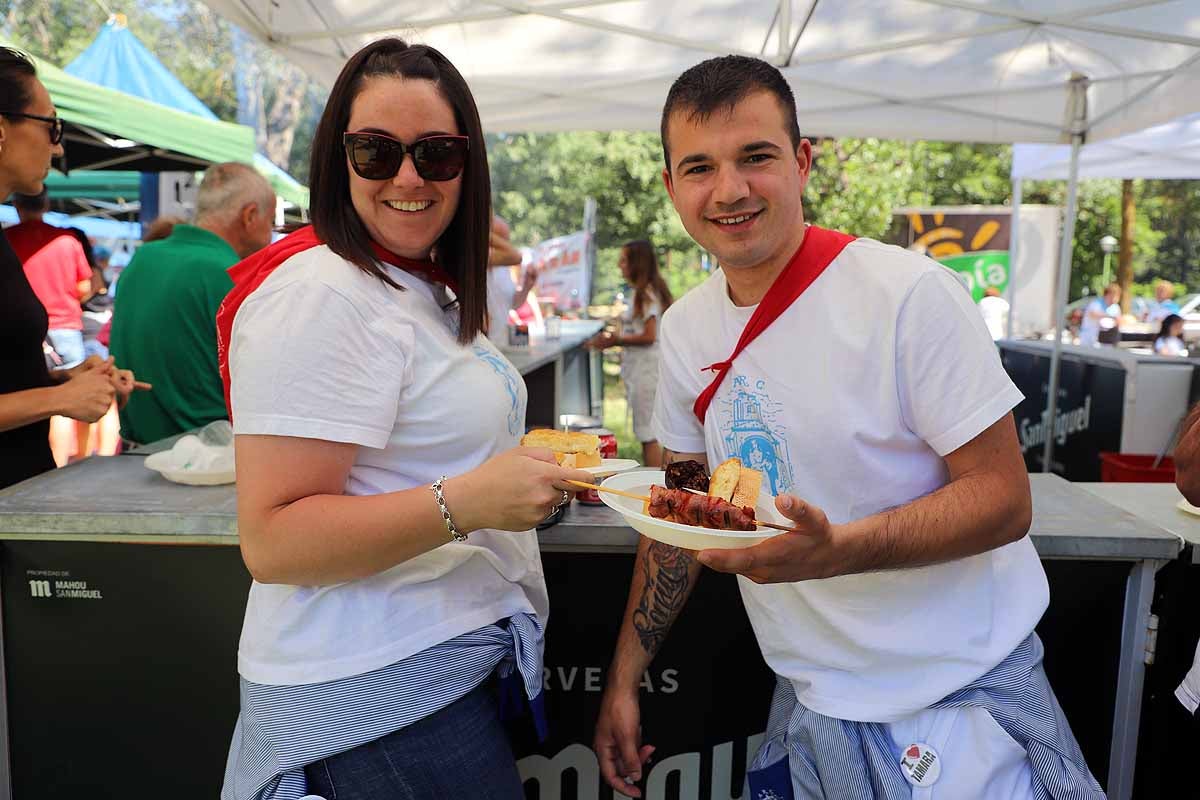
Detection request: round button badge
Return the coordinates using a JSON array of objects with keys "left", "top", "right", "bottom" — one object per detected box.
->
[{"left": 899, "top": 742, "right": 941, "bottom": 787}]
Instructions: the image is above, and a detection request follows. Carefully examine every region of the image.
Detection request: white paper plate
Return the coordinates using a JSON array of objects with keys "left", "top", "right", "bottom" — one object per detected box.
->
[
  {"left": 599, "top": 470, "right": 786, "bottom": 550},
  {"left": 144, "top": 449, "right": 235, "bottom": 486},
  {"left": 1176, "top": 498, "right": 1200, "bottom": 517},
  {"left": 583, "top": 458, "right": 641, "bottom": 477}
]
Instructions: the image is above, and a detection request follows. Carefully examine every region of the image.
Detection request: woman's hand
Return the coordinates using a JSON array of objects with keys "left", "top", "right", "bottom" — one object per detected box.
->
[
  {"left": 55, "top": 369, "right": 115, "bottom": 422},
  {"left": 586, "top": 330, "right": 616, "bottom": 351},
  {"left": 444, "top": 447, "right": 595, "bottom": 533},
  {"left": 51, "top": 354, "right": 113, "bottom": 383}
]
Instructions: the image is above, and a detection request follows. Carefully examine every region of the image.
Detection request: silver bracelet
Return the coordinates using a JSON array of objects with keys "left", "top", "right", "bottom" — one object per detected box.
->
[{"left": 430, "top": 476, "right": 468, "bottom": 542}]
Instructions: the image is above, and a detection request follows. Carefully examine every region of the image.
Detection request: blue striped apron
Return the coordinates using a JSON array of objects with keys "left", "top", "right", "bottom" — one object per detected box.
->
[
  {"left": 221, "top": 613, "right": 545, "bottom": 800},
  {"left": 747, "top": 634, "right": 1105, "bottom": 799}
]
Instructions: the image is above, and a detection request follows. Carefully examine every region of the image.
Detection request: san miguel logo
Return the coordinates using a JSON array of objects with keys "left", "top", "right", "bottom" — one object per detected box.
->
[{"left": 26, "top": 570, "right": 103, "bottom": 600}]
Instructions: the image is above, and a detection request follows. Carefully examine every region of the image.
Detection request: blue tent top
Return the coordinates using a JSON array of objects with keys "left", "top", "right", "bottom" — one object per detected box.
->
[
  {"left": 65, "top": 17, "right": 309, "bottom": 209},
  {"left": 65, "top": 20, "right": 218, "bottom": 121},
  {"left": 0, "top": 206, "right": 141, "bottom": 240}
]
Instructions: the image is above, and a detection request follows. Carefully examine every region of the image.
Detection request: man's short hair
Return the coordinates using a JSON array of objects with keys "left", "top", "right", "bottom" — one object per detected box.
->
[
  {"left": 12, "top": 189, "right": 49, "bottom": 212},
  {"left": 194, "top": 162, "right": 274, "bottom": 224},
  {"left": 660, "top": 55, "right": 802, "bottom": 170}
]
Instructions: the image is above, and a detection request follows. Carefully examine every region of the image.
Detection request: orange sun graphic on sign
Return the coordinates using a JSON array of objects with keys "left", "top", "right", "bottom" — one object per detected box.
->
[{"left": 909, "top": 212, "right": 1001, "bottom": 258}]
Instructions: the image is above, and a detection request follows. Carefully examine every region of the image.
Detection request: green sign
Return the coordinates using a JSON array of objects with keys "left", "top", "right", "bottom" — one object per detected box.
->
[{"left": 937, "top": 250, "right": 1009, "bottom": 302}]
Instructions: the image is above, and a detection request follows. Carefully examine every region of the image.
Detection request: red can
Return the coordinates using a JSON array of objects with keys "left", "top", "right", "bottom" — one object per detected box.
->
[{"left": 577, "top": 427, "right": 617, "bottom": 504}]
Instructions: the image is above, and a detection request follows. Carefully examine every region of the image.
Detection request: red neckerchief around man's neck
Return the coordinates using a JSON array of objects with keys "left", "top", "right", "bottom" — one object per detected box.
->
[
  {"left": 215, "top": 224, "right": 457, "bottom": 418},
  {"left": 692, "top": 225, "right": 856, "bottom": 424}
]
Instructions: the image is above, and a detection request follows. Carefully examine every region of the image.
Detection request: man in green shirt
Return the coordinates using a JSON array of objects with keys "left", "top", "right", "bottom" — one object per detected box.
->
[{"left": 111, "top": 162, "right": 275, "bottom": 444}]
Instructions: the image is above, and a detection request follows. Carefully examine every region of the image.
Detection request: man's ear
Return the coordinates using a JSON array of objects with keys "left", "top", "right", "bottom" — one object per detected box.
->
[
  {"left": 795, "top": 138, "right": 813, "bottom": 194},
  {"left": 662, "top": 167, "right": 675, "bottom": 203},
  {"left": 240, "top": 202, "right": 258, "bottom": 229}
]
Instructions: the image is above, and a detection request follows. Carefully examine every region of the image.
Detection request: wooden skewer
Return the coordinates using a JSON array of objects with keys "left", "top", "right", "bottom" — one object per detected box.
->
[
  {"left": 565, "top": 480, "right": 797, "bottom": 533},
  {"left": 566, "top": 479, "right": 647, "bottom": 502}
]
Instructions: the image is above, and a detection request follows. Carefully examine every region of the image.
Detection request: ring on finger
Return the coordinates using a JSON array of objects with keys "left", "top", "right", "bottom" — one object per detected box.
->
[{"left": 556, "top": 489, "right": 570, "bottom": 509}]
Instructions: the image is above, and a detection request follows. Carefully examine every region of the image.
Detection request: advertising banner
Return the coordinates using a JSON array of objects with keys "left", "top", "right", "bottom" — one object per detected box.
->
[
  {"left": 898, "top": 211, "right": 1012, "bottom": 300},
  {"left": 1000, "top": 347, "right": 1125, "bottom": 479},
  {"left": 890, "top": 206, "right": 1061, "bottom": 335},
  {"left": 512, "top": 553, "right": 774, "bottom": 800},
  {"left": 529, "top": 230, "right": 591, "bottom": 312}
]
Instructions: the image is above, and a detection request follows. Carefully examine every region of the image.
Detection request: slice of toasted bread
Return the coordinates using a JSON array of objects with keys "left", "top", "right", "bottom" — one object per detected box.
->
[
  {"left": 573, "top": 451, "right": 602, "bottom": 468},
  {"left": 557, "top": 451, "right": 603, "bottom": 468},
  {"left": 731, "top": 467, "right": 763, "bottom": 508},
  {"left": 708, "top": 457, "right": 742, "bottom": 502},
  {"left": 521, "top": 429, "right": 601, "bottom": 454}
]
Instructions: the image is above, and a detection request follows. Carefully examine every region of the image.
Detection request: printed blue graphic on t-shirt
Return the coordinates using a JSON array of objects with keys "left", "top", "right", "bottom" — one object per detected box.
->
[
  {"left": 472, "top": 344, "right": 523, "bottom": 436},
  {"left": 716, "top": 375, "right": 794, "bottom": 495}
]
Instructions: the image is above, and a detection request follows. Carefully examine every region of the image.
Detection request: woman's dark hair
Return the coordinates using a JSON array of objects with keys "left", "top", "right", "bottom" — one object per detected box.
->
[
  {"left": 1158, "top": 313, "right": 1184, "bottom": 340},
  {"left": 623, "top": 240, "right": 673, "bottom": 321},
  {"left": 309, "top": 38, "right": 489, "bottom": 344},
  {"left": 0, "top": 47, "right": 37, "bottom": 117}
]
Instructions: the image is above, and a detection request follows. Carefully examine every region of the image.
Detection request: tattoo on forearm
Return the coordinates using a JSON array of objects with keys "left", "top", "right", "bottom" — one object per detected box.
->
[{"left": 632, "top": 541, "right": 695, "bottom": 657}]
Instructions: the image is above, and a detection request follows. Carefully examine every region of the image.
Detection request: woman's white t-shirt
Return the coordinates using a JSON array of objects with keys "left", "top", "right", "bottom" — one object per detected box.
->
[
  {"left": 653, "top": 237, "right": 1048, "bottom": 722},
  {"left": 620, "top": 294, "right": 663, "bottom": 373},
  {"left": 1155, "top": 335, "right": 1187, "bottom": 356},
  {"left": 229, "top": 245, "right": 545, "bottom": 686}
]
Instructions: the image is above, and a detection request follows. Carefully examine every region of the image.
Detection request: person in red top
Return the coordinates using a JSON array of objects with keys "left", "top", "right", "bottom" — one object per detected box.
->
[{"left": 6, "top": 189, "right": 92, "bottom": 368}]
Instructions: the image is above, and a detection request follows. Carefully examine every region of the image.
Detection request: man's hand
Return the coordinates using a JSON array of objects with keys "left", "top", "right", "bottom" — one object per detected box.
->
[
  {"left": 1176, "top": 404, "right": 1200, "bottom": 505},
  {"left": 697, "top": 494, "right": 840, "bottom": 583},
  {"left": 595, "top": 686, "right": 655, "bottom": 798},
  {"left": 109, "top": 369, "right": 152, "bottom": 410}
]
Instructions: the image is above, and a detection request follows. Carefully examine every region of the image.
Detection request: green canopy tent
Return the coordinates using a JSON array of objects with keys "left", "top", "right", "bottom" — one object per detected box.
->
[
  {"left": 26, "top": 51, "right": 257, "bottom": 173},
  {"left": 42, "top": 170, "right": 140, "bottom": 219}
]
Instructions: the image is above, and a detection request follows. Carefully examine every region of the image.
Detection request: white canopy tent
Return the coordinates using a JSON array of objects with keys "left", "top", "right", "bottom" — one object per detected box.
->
[
  {"left": 1013, "top": 111, "right": 1200, "bottom": 180},
  {"left": 194, "top": 3, "right": 1199, "bottom": 797},
  {"left": 198, "top": 0, "right": 1199, "bottom": 142},
  {"left": 1010, "top": 110, "right": 1200, "bottom": 474}
]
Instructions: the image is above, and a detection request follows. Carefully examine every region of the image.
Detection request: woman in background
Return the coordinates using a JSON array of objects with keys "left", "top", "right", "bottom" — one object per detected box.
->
[
  {"left": 588, "top": 239, "right": 673, "bottom": 466},
  {"left": 1154, "top": 313, "right": 1188, "bottom": 356},
  {"left": 0, "top": 47, "right": 140, "bottom": 487}
]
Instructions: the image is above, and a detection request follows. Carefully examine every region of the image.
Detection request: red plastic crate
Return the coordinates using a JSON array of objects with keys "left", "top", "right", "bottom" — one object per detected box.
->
[{"left": 1098, "top": 452, "right": 1176, "bottom": 483}]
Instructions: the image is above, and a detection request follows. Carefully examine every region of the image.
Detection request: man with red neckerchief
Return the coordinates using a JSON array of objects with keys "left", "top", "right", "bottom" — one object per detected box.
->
[{"left": 593, "top": 56, "right": 1103, "bottom": 800}]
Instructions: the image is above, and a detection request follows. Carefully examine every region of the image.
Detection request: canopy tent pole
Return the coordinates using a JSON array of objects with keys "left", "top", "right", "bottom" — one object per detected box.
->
[
  {"left": 1042, "top": 75, "right": 1089, "bottom": 473},
  {"left": 777, "top": 0, "right": 791, "bottom": 64},
  {"left": 1007, "top": 177, "right": 1022, "bottom": 339}
]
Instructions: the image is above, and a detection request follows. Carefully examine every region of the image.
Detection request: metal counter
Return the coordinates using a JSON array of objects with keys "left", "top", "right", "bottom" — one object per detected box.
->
[{"left": 0, "top": 460, "right": 1182, "bottom": 800}]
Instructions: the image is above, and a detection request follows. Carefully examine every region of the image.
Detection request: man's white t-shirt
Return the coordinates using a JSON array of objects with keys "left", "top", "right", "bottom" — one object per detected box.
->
[
  {"left": 230, "top": 245, "right": 545, "bottom": 686},
  {"left": 1079, "top": 298, "right": 1119, "bottom": 347},
  {"left": 653, "top": 236, "right": 1048, "bottom": 722}
]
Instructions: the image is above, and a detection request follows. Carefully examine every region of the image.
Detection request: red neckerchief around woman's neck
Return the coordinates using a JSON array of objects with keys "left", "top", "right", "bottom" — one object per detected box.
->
[
  {"left": 215, "top": 224, "right": 457, "bottom": 418},
  {"left": 692, "top": 225, "right": 856, "bottom": 424}
]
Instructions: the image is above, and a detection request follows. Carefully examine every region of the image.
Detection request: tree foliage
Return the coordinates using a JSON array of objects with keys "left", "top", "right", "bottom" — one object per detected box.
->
[
  {"left": 4, "top": 0, "right": 1198, "bottom": 305},
  {"left": 2, "top": 0, "right": 309, "bottom": 174}
]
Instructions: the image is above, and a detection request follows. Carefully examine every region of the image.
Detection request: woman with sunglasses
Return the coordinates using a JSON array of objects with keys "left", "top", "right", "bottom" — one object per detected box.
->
[
  {"left": 218, "top": 39, "right": 592, "bottom": 800},
  {"left": 0, "top": 47, "right": 141, "bottom": 490}
]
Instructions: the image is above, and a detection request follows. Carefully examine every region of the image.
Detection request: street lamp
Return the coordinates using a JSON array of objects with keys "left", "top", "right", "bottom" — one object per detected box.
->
[{"left": 1099, "top": 234, "right": 1118, "bottom": 288}]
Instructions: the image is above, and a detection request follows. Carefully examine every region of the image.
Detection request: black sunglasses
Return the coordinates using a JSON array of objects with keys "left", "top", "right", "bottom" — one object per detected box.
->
[
  {"left": 343, "top": 132, "right": 469, "bottom": 182},
  {"left": 0, "top": 111, "right": 64, "bottom": 145}
]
